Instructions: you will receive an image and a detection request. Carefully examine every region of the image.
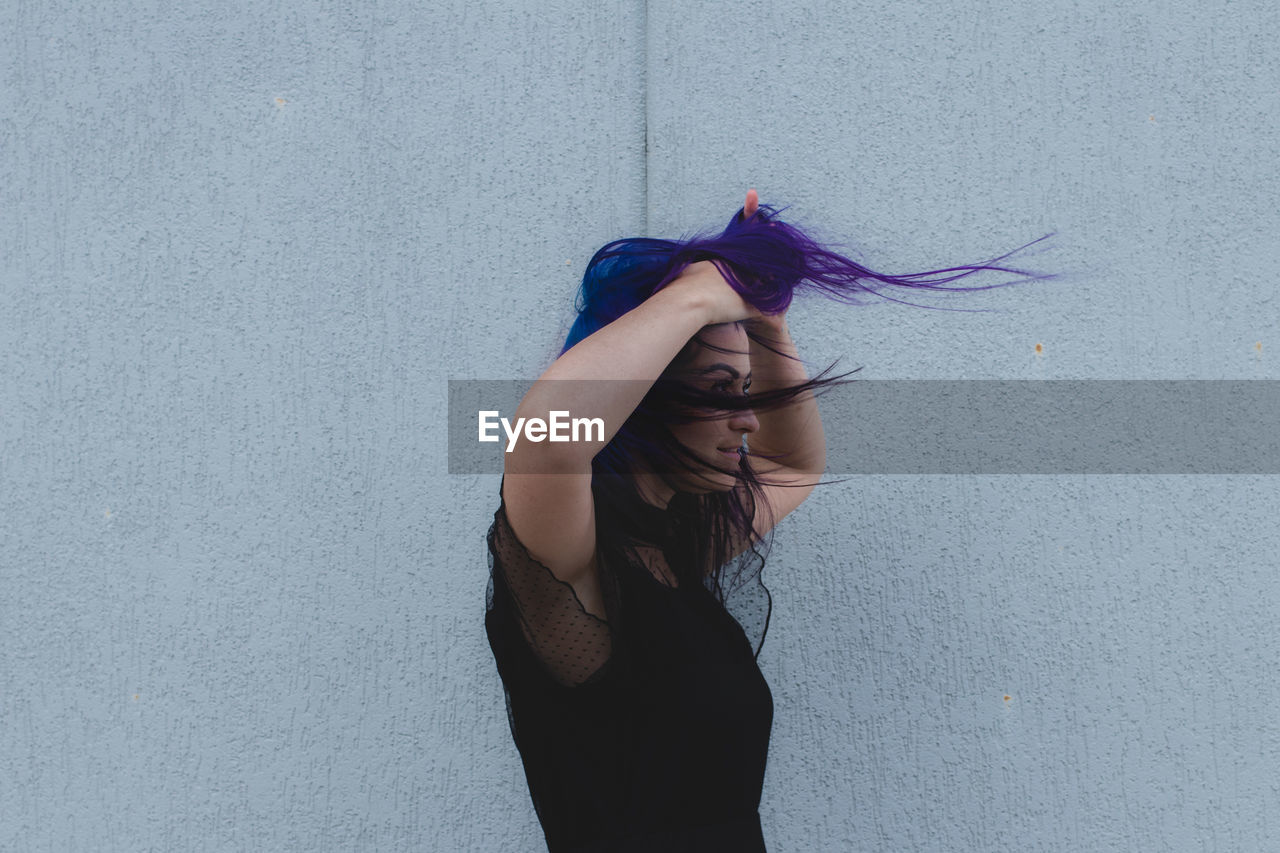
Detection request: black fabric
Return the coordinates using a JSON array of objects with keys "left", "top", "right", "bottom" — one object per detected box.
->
[
  {"left": 566, "top": 813, "right": 766, "bottom": 852},
  {"left": 485, "top": 482, "right": 773, "bottom": 852}
]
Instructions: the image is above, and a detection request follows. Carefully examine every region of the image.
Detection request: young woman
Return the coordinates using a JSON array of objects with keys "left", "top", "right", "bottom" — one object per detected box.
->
[{"left": 485, "top": 190, "right": 1046, "bottom": 851}]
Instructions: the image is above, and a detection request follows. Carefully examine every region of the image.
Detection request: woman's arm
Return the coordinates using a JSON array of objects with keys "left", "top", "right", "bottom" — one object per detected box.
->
[
  {"left": 506, "top": 283, "right": 712, "bottom": 476},
  {"left": 506, "top": 253, "right": 764, "bottom": 476},
  {"left": 733, "top": 187, "right": 826, "bottom": 530},
  {"left": 746, "top": 313, "right": 827, "bottom": 478}
]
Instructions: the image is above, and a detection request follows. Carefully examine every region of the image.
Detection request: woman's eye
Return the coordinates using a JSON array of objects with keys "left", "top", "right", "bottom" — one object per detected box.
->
[{"left": 711, "top": 379, "right": 749, "bottom": 398}]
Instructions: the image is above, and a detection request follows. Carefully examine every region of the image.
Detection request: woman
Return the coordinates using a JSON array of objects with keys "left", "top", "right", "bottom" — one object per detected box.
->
[{"left": 485, "top": 190, "right": 1046, "bottom": 851}]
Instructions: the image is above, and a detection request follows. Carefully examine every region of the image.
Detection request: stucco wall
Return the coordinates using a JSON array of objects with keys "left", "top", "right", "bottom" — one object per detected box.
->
[{"left": 3, "top": 0, "right": 1278, "bottom": 850}]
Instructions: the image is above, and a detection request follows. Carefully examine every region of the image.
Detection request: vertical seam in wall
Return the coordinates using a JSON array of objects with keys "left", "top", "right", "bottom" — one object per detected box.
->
[{"left": 642, "top": 0, "right": 649, "bottom": 235}]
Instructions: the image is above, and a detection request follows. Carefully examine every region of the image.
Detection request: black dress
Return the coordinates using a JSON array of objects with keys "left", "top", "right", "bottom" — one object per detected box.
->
[{"left": 485, "top": 483, "right": 774, "bottom": 852}]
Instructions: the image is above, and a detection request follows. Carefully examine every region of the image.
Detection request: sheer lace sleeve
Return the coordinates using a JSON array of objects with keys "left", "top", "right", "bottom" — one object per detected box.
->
[{"left": 485, "top": 499, "right": 614, "bottom": 688}]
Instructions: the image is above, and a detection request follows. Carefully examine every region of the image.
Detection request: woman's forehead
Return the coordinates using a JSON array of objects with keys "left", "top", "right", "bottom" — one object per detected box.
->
[
  {"left": 683, "top": 324, "right": 750, "bottom": 370},
  {"left": 699, "top": 322, "right": 749, "bottom": 350}
]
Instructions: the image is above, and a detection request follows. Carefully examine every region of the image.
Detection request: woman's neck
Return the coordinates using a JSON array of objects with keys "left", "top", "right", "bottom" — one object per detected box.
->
[{"left": 634, "top": 472, "right": 675, "bottom": 509}]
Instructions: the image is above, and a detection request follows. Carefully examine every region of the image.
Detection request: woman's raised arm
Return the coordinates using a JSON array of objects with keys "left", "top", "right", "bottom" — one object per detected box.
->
[{"left": 502, "top": 254, "right": 760, "bottom": 597}]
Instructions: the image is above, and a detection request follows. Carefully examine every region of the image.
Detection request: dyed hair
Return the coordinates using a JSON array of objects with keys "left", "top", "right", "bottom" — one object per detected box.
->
[{"left": 565, "top": 202, "right": 1052, "bottom": 655}]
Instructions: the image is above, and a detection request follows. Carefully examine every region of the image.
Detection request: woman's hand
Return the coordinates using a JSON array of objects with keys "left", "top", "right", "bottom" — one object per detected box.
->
[
  {"left": 660, "top": 189, "right": 774, "bottom": 326},
  {"left": 665, "top": 260, "right": 762, "bottom": 326}
]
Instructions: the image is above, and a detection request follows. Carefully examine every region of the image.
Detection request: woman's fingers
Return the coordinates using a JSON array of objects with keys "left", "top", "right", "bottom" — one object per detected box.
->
[{"left": 744, "top": 188, "right": 758, "bottom": 220}]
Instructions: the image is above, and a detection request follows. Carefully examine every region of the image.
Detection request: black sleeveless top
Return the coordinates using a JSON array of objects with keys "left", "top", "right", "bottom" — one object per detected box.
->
[{"left": 485, "top": 484, "right": 774, "bottom": 852}]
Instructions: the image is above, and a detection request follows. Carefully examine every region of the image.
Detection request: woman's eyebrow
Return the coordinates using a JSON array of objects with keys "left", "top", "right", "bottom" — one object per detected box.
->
[{"left": 695, "top": 363, "right": 749, "bottom": 379}]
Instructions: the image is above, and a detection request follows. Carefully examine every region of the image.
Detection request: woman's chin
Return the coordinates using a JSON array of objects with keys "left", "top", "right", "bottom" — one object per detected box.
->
[{"left": 672, "top": 465, "right": 739, "bottom": 494}]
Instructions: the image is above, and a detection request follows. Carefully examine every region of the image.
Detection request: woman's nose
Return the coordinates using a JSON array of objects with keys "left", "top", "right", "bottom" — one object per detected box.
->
[{"left": 728, "top": 406, "right": 759, "bottom": 435}]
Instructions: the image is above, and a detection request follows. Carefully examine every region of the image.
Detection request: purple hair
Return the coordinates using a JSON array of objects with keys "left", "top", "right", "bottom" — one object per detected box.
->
[
  {"left": 564, "top": 202, "right": 1053, "bottom": 352},
  {"left": 564, "top": 202, "right": 1053, "bottom": 657}
]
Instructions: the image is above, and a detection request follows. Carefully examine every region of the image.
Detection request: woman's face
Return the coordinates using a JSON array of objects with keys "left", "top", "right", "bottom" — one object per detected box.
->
[{"left": 664, "top": 323, "right": 759, "bottom": 492}]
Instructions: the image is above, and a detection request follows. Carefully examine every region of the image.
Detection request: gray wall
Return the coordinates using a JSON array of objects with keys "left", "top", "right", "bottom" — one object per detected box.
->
[{"left": 3, "top": 0, "right": 1277, "bottom": 850}]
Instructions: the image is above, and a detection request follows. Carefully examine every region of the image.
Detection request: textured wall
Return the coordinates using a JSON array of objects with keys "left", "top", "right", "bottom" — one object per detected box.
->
[{"left": 3, "top": 0, "right": 1278, "bottom": 850}]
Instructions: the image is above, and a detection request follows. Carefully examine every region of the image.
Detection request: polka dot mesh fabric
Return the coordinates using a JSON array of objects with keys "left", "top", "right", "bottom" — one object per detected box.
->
[{"left": 485, "top": 500, "right": 614, "bottom": 687}]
